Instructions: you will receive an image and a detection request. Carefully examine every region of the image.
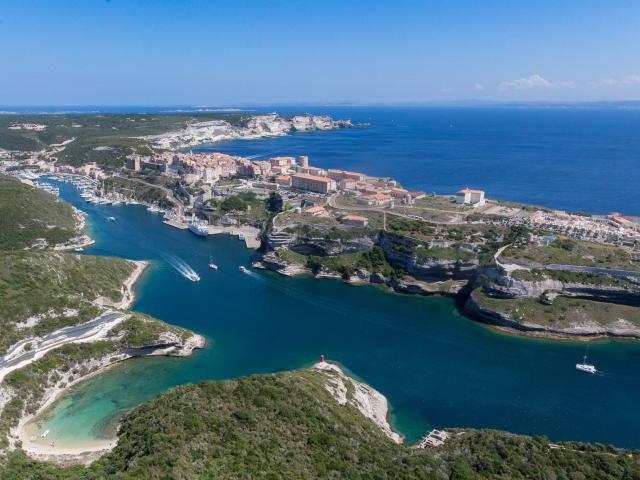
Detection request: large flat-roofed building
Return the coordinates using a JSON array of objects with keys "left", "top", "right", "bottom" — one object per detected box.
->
[
  {"left": 327, "top": 169, "right": 365, "bottom": 182},
  {"left": 291, "top": 173, "right": 336, "bottom": 194},
  {"left": 456, "top": 188, "right": 485, "bottom": 206},
  {"left": 341, "top": 215, "right": 369, "bottom": 227},
  {"left": 298, "top": 166, "right": 326, "bottom": 177},
  {"left": 356, "top": 193, "right": 392, "bottom": 206}
]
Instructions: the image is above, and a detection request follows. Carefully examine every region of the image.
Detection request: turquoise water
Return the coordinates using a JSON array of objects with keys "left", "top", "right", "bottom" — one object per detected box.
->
[{"left": 34, "top": 180, "right": 640, "bottom": 448}]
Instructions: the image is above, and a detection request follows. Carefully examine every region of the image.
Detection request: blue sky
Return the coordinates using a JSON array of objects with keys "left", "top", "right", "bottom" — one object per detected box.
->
[{"left": 1, "top": 0, "right": 639, "bottom": 105}]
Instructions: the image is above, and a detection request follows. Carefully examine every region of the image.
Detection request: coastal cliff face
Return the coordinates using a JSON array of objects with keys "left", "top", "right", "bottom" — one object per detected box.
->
[
  {"left": 259, "top": 232, "right": 640, "bottom": 339},
  {"left": 144, "top": 114, "right": 353, "bottom": 149},
  {"left": 464, "top": 288, "right": 640, "bottom": 338},
  {"left": 378, "top": 233, "right": 479, "bottom": 281}
]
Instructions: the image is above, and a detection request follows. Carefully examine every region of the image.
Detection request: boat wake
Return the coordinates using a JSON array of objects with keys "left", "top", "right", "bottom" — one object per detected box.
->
[{"left": 163, "top": 254, "right": 200, "bottom": 282}]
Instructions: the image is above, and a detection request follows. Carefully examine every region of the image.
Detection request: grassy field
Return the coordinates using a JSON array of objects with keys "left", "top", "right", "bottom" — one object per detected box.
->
[
  {"left": 0, "top": 176, "right": 79, "bottom": 250},
  {"left": 0, "top": 250, "right": 135, "bottom": 353},
  {"left": 511, "top": 268, "right": 637, "bottom": 288},
  {"left": 504, "top": 237, "right": 640, "bottom": 270},
  {"left": 472, "top": 288, "right": 640, "bottom": 328},
  {"left": 2, "top": 368, "right": 638, "bottom": 479},
  {"left": 0, "top": 113, "right": 243, "bottom": 167}
]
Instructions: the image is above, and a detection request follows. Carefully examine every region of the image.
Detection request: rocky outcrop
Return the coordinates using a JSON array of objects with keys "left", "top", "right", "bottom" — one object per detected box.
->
[
  {"left": 479, "top": 266, "right": 640, "bottom": 306},
  {"left": 379, "top": 233, "right": 479, "bottom": 281},
  {"left": 289, "top": 235, "right": 376, "bottom": 256},
  {"left": 464, "top": 290, "right": 640, "bottom": 339},
  {"left": 254, "top": 252, "right": 310, "bottom": 276},
  {"left": 314, "top": 361, "right": 402, "bottom": 444},
  {"left": 388, "top": 278, "right": 467, "bottom": 296},
  {"left": 144, "top": 114, "right": 352, "bottom": 149}
]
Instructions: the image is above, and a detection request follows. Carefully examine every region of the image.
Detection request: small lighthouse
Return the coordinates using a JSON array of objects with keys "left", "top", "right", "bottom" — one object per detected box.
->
[{"left": 320, "top": 354, "right": 325, "bottom": 363}]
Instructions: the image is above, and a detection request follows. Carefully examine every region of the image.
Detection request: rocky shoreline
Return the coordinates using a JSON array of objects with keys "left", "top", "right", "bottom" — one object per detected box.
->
[{"left": 256, "top": 247, "right": 640, "bottom": 341}]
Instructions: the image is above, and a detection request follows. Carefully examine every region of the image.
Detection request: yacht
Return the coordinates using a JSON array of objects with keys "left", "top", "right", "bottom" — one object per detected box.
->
[
  {"left": 238, "top": 232, "right": 246, "bottom": 241},
  {"left": 576, "top": 354, "right": 596, "bottom": 374},
  {"left": 188, "top": 219, "right": 209, "bottom": 237},
  {"left": 239, "top": 266, "right": 249, "bottom": 273}
]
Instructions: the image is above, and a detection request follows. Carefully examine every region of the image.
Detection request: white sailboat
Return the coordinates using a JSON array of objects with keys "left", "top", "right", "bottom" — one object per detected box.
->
[
  {"left": 576, "top": 352, "right": 596, "bottom": 374},
  {"left": 208, "top": 252, "right": 218, "bottom": 270}
]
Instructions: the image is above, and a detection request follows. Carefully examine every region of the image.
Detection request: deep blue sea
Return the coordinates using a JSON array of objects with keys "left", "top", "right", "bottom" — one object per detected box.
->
[
  {"left": 29, "top": 107, "right": 640, "bottom": 451},
  {"left": 196, "top": 106, "right": 640, "bottom": 216}
]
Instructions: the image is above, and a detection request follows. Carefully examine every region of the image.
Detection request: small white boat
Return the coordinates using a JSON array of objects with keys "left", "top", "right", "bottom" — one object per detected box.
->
[
  {"left": 238, "top": 232, "right": 245, "bottom": 241},
  {"left": 73, "top": 247, "right": 84, "bottom": 252},
  {"left": 209, "top": 263, "right": 218, "bottom": 270},
  {"left": 186, "top": 272, "right": 201, "bottom": 282},
  {"left": 576, "top": 354, "right": 596, "bottom": 374},
  {"left": 108, "top": 216, "right": 116, "bottom": 222},
  {"left": 239, "top": 266, "right": 249, "bottom": 273},
  {"left": 41, "top": 429, "right": 50, "bottom": 439}
]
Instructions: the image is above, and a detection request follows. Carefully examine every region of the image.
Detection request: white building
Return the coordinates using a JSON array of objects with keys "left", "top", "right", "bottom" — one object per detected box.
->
[{"left": 456, "top": 188, "right": 485, "bottom": 206}]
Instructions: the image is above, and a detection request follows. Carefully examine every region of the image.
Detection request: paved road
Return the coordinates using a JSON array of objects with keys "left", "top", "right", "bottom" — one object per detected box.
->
[{"left": 0, "top": 312, "right": 124, "bottom": 371}]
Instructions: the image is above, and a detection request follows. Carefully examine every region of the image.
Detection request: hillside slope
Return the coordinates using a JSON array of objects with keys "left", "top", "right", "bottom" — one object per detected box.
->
[
  {"left": 0, "top": 176, "right": 79, "bottom": 250},
  {"left": 2, "top": 366, "right": 638, "bottom": 479}
]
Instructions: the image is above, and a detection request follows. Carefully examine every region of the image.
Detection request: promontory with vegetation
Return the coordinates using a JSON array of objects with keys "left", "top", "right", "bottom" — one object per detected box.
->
[{"left": 0, "top": 175, "right": 204, "bottom": 467}]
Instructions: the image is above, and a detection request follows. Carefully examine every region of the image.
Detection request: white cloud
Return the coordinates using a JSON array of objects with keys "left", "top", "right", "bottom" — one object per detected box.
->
[
  {"left": 472, "top": 83, "right": 484, "bottom": 91},
  {"left": 591, "top": 74, "right": 640, "bottom": 87},
  {"left": 498, "top": 74, "right": 574, "bottom": 90}
]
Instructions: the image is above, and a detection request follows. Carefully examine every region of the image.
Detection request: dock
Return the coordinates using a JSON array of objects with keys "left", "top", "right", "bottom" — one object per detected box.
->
[
  {"left": 208, "top": 225, "right": 261, "bottom": 249},
  {"left": 163, "top": 219, "right": 188, "bottom": 229},
  {"left": 162, "top": 217, "right": 261, "bottom": 249}
]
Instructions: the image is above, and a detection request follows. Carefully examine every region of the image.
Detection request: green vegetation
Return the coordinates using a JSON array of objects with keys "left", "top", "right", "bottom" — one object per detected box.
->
[
  {"left": 274, "top": 247, "right": 308, "bottom": 266},
  {"left": 415, "top": 246, "right": 475, "bottom": 262},
  {"left": 387, "top": 217, "right": 435, "bottom": 237},
  {"left": 512, "top": 268, "right": 636, "bottom": 287},
  {"left": 0, "top": 313, "right": 194, "bottom": 449},
  {"left": 0, "top": 250, "right": 135, "bottom": 353},
  {"left": 111, "top": 313, "right": 191, "bottom": 347},
  {"left": 0, "top": 341, "right": 118, "bottom": 448},
  {"left": 104, "top": 177, "right": 175, "bottom": 209},
  {"left": 306, "top": 246, "right": 397, "bottom": 279},
  {"left": 0, "top": 175, "right": 78, "bottom": 250},
  {"left": 504, "top": 237, "right": 640, "bottom": 270},
  {"left": 0, "top": 114, "right": 243, "bottom": 168},
  {"left": 472, "top": 288, "right": 640, "bottom": 328},
  {"left": 205, "top": 192, "right": 272, "bottom": 225},
  {"left": 2, "top": 368, "right": 639, "bottom": 478}
]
